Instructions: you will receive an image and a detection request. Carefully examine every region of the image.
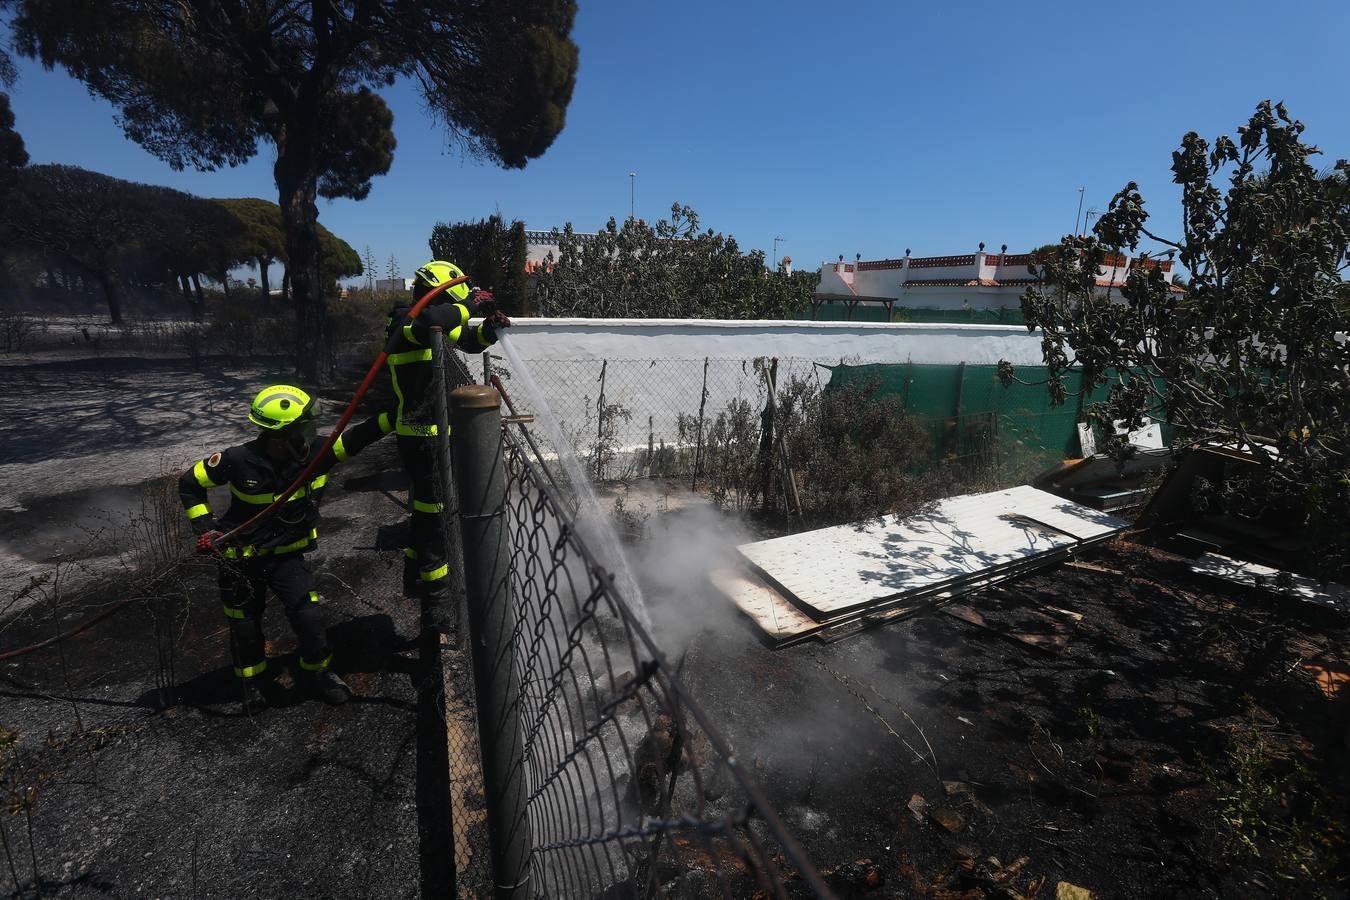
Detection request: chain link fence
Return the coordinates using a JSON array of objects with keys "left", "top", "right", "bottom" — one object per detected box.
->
[
  {"left": 486, "top": 412, "right": 832, "bottom": 897},
  {"left": 487, "top": 354, "right": 1076, "bottom": 488},
  {"left": 418, "top": 338, "right": 832, "bottom": 897}
]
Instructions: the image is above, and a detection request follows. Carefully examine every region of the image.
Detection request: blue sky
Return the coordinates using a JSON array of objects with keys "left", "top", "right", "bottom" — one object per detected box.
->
[{"left": 7, "top": 0, "right": 1348, "bottom": 281}]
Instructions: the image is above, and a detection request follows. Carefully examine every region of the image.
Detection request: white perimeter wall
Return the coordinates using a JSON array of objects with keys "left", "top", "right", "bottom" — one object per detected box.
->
[
  {"left": 489, "top": 319, "right": 1048, "bottom": 454},
  {"left": 502, "top": 318, "right": 1044, "bottom": 366}
]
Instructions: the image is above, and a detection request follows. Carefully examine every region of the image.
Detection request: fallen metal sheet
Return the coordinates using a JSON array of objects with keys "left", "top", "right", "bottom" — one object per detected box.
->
[
  {"left": 716, "top": 548, "right": 1073, "bottom": 648},
  {"left": 709, "top": 568, "right": 821, "bottom": 646},
  {"left": 815, "top": 548, "right": 1075, "bottom": 642},
  {"left": 739, "top": 486, "right": 1127, "bottom": 621},
  {"left": 1191, "top": 553, "right": 1350, "bottom": 614}
]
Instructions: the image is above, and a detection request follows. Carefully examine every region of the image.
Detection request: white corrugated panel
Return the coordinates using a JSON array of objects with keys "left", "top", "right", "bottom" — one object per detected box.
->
[
  {"left": 1191, "top": 553, "right": 1349, "bottom": 613},
  {"left": 738, "top": 486, "right": 1127, "bottom": 619}
]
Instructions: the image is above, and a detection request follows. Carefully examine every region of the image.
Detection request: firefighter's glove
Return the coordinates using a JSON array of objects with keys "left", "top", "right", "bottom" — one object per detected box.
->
[
  {"left": 469, "top": 288, "right": 495, "bottom": 315},
  {"left": 482, "top": 310, "right": 512, "bottom": 341},
  {"left": 195, "top": 530, "right": 225, "bottom": 556}
]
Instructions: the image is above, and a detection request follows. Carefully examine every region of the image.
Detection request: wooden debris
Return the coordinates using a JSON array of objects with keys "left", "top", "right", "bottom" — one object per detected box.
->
[
  {"left": 928, "top": 806, "right": 966, "bottom": 834},
  {"left": 906, "top": 792, "right": 928, "bottom": 824},
  {"left": 941, "top": 602, "right": 1074, "bottom": 653},
  {"left": 1302, "top": 661, "right": 1349, "bottom": 698},
  {"left": 1065, "top": 560, "right": 1123, "bottom": 576}
]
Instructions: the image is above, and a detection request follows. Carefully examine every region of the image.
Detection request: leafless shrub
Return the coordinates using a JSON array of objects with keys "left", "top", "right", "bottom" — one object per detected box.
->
[
  {"left": 699, "top": 398, "right": 760, "bottom": 511},
  {"left": 776, "top": 374, "right": 937, "bottom": 525},
  {"left": 127, "top": 476, "right": 192, "bottom": 572},
  {"left": 0, "top": 311, "right": 43, "bottom": 352}
]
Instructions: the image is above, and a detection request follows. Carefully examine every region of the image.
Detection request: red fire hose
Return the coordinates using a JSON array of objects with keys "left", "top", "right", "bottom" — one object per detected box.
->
[
  {"left": 209, "top": 273, "right": 468, "bottom": 550},
  {"left": 0, "top": 276, "right": 468, "bottom": 663}
]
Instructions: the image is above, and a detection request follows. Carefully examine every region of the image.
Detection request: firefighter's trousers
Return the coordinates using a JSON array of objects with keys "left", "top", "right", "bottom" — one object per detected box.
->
[
  {"left": 396, "top": 434, "right": 450, "bottom": 606},
  {"left": 218, "top": 553, "right": 331, "bottom": 680}
]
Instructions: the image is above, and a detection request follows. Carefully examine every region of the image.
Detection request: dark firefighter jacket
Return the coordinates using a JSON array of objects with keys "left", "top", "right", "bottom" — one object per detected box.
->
[
  {"left": 384, "top": 300, "right": 496, "bottom": 437},
  {"left": 177, "top": 412, "right": 393, "bottom": 559}
]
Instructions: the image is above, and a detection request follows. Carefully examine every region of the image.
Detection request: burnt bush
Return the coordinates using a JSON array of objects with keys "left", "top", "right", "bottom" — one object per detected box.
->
[{"left": 777, "top": 373, "right": 938, "bottom": 526}]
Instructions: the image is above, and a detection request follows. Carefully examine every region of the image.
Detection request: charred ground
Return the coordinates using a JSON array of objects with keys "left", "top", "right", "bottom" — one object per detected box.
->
[
  {"left": 2, "top": 357, "right": 1347, "bottom": 899},
  {"left": 679, "top": 537, "right": 1350, "bottom": 898}
]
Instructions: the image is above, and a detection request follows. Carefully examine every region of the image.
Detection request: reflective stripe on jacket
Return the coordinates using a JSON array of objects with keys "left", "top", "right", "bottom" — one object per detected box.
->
[{"left": 384, "top": 301, "right": 495, "bottom": 437}]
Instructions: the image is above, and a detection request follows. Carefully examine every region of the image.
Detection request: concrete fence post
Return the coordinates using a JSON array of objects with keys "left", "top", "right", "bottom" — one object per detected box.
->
[{"left": 450, "top": 384, "right": 532, "bottom": 899}]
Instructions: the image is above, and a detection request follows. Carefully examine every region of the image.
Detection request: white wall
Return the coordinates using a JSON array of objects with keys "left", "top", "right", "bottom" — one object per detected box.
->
[{"left": 503, "top": 318, "right": 1044, "bottom": 366}]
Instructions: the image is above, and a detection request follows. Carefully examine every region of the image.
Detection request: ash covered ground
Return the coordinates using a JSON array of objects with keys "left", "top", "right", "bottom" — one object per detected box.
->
[
  {"left": 625, "top": 494, "right": 1350, "bottom": 898},
  {"left": 2, "top": 356, "right": 1348, "bottom": 898},
  {"left": 2, "top": 357, "right": 430, "bottom": 897}
]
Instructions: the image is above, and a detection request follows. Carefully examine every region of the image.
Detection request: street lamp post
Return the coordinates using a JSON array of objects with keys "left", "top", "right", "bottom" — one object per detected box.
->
[
  {"left": 628, "top": 171, "right": 636, "bottom": 221},
  {"left": 1073, "top": 186, "right": 1086, "bottom": 236}
]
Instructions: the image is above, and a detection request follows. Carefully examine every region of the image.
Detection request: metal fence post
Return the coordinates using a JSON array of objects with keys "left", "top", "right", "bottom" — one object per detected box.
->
[
  {"left": 431, "top": 327, "right": 468, "bottom": 639},
  {"left": 691, "top": 356, "right": 709, "bottom": 490},
  {"left": 415, "top": 326, "right": 457, "bottom": 896},
  {"left": 756, "top": 358, "right": 778, "bottom": 508},
  {"left": 450, "top": 384, "right": 532, "bottom": 899},
  {"left": 595, "top": 358, "right": 607, "bottom": 481}
]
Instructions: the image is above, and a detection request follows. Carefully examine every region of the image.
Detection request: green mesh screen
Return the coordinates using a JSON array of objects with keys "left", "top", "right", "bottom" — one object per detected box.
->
[
  {"left": 824, "top": 362, "right": 1172, "bottom": 471},
  {"left": 824, "top": 362, "right": 1083, "bottom": 469}
]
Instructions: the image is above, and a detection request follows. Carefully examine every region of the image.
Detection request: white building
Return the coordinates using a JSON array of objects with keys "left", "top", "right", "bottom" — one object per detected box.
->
[
  {"left": 814, "top": 245, "right": 1180, "bottom": 319},
  {"left": 375, "top": 277, "right": 414, "bottom": 293}
]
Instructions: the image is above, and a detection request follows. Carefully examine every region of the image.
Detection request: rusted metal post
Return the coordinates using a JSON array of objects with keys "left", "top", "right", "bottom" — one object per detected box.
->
[
  {"left": 757, "top": 358, "right": 778, "bottom": 508},
  {"left": 691, "top": 356, "right": 709, "bottom": 491},
  {"left": 450, "top": 384, "right": 532, "bottom": 899},
  {"left": 595, "top": 358, "right": 607, "bottom": 481}
]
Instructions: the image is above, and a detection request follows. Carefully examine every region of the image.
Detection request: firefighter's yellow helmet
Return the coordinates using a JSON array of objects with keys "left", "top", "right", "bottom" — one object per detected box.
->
[
  {"left": 248, "top": 385, "right": 315, "bottom": 431},
  {"left": 412, "top": 260, "right": 470, "bottom": 301}
]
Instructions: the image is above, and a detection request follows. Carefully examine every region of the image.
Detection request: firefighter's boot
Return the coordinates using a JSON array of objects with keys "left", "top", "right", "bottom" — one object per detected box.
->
[{"left": 303, "top": 667, "right": 352, "bottom": 705}]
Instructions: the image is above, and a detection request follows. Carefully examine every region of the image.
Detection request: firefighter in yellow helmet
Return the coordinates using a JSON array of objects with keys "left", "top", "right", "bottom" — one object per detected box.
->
[
  {"left": 384, "top": 260, "right": 510, "bottom": 625},
  {"left": 178, "top": 385, "right": 394, "bottom": 707}
]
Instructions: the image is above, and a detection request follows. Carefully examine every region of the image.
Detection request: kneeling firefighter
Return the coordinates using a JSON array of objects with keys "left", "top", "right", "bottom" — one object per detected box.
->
[
  {"left": 179, "top": 386, "right": 393, "bottom": 706},
  {"left": 385, "top": 260, "right": 510, "bottom": 623}
]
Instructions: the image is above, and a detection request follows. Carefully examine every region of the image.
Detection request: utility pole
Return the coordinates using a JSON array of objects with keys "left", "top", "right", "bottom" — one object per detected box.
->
[
  {"left": 628, "top": 171, "right": 636, "bottom": 221},
  {"left": 773, "top": 235, "right": 785, "bottom": 270},
  {"left": 1073, "top": 186, "right": 1086, "bottom": 236}
]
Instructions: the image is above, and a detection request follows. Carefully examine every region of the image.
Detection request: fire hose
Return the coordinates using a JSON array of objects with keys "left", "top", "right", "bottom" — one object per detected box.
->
[{"left": 0, "top": 276, "right": 469, "bottom": 663}]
